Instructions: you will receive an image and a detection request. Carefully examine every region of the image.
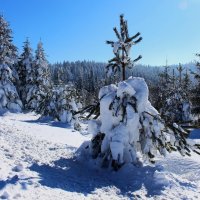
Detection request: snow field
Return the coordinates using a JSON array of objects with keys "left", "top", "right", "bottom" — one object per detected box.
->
[{"left": 0, "top": 112, "right": 200, "bottom": 199}]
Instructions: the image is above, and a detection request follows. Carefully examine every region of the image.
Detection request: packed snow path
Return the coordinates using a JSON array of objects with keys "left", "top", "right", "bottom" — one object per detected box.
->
[{"left": 0, "top": 112, "right": 200, "bottom": 200}]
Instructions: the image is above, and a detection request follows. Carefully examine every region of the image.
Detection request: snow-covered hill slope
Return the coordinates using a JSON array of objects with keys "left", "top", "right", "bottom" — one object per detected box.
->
[{"left": 0, "top": 112, "right": 200, "bottom": 200}]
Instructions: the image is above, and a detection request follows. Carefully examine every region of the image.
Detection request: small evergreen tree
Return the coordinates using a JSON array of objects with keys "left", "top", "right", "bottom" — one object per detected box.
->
[{"left": 0, "top": 15, "right": 22, "bottom": 112}]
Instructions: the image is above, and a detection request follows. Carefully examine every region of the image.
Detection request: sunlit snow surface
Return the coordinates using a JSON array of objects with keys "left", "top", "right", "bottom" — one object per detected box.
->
[{"left": 0, "top": 112, "right": 200, "bottom": 200}]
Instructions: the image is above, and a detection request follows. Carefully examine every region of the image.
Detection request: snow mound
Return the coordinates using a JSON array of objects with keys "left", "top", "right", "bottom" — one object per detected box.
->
[
  {"left": 0, "top": 191, "right": 9, "bottom": 199},
  {"left": 12, "top": 164, "right": 24, "bottom": 172}
]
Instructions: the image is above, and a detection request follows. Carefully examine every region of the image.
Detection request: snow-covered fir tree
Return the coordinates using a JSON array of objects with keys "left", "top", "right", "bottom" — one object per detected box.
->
[
  {"left": 17, "top": 39, "right": 34, "bottom": 107},
  {"left": 177, "top": 65, "right": 192, "bottom": 122},
  {"left": 25, "top": 44, "right": 82, "bottom": 129},
  {"left": 161, "top": 64, "right": 192, "bottom": 124},
  {"left": 155, "top": 65, "right": 171, "bottom": 112},
  {"left": 41, "top": 83, "right": 81, "bottom": 130},
  {"left": 0, "top": 15, "right": 22, "bottom": 112},
  {"left": 56, "top": 66, "right": 65, "bottom": 85},
  {"left": 26, "top": 41, "right": 51, "bottom": 111},
  {"left": 182, "top": 68, "right": 191, "bottom": 95},
  {"left": 192, "top": 54, "right": 200, "bottom": 120},
  {"left": 0, "top": 16, "right": 19, "bottom": 85},
  {"left": 86, "top": 15, "right": 199, "bottom": 170},
  {"left": 89, "top": 77, "right": 195, "bottom": 169}
]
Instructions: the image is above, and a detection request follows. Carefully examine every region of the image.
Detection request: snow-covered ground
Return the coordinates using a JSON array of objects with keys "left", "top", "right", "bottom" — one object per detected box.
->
[{"left": 0, "top": 112, "right": 200, "bottom": 200}]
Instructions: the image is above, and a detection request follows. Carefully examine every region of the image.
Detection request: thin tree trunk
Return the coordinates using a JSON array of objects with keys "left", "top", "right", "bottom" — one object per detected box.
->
[
  {"left": 122, "top": 64, "right": 125, "bottom": 80},
  {"left": 122, "top": 48, "right": 126, "bottom": 80}
]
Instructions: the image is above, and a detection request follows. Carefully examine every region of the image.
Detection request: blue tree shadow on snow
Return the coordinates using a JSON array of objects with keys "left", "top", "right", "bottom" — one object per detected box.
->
[
  {"left": 22, "top": 117, "right": 72, "bottom": 129},
  {"left": 0, "top": 109, "right": 16, "bottom": 116},
  {"left": 0, "top": 175, "right": 19, "bottom": 190},
  {"left": 29, "top": 155, "right": 169, "bottom": 198},
  {"left": 0, "top": 175, "right": 37, "bottom": 191},
  {"left": 189, "top": 129, "right": 200, "bottom": 139}
]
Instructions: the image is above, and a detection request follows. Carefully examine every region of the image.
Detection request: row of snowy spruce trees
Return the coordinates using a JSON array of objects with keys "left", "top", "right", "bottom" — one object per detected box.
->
[
  {"left": 0, "top": 15, "right": 80, "bottom": 129},
  {"left": 157, "top": 64, "right": 192, "bottom": 125},
  {"left": 1, "top": 14, "right": 200, "bottom": 170},
  {"left": 0, "top": 15, "right": 195, "bottom": 126}
]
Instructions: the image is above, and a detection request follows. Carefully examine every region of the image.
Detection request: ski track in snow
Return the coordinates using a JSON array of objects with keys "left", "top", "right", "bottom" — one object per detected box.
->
[{"left": 0, "top": 112, "right": 200, "bottom": 200}]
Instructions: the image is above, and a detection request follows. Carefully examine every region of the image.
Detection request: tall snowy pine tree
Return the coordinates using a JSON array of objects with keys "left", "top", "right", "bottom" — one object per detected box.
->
[
  {"left": 0, "top": 15, "right": 22, "bottom": 112},
  {"left": 18, "top": 39, "right": 34, "bottom": 108},
  {"left": 192, "top": 54, "right": 200, "bottom": 120},
  {"left": 26, "top": 41, "right": 51, "bottom": 112}
]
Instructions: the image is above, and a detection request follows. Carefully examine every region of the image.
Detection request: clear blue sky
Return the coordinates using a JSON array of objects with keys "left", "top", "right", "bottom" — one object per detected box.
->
[{"left": 1, "top": 0, "right": 200, "bottom": 65}]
